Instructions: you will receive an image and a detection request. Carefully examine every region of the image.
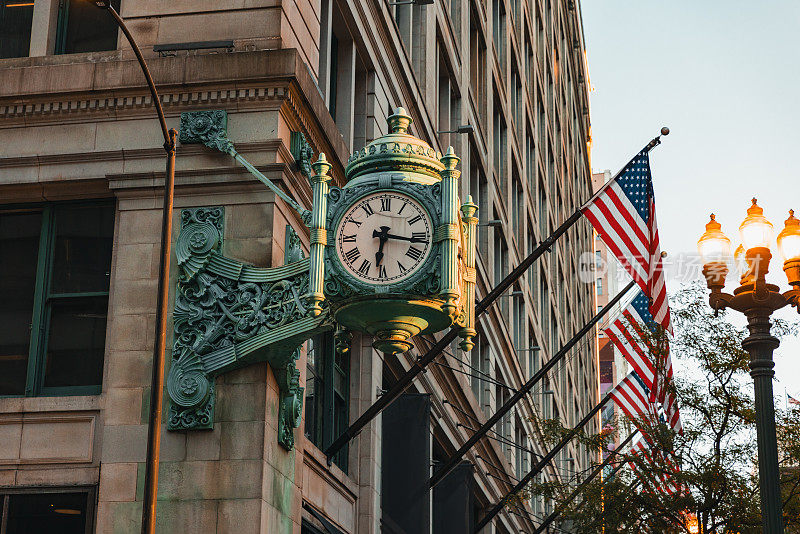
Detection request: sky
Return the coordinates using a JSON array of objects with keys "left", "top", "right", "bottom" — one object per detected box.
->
[{"left": 581, "top": 1, "right": 800, "bottom": 399}]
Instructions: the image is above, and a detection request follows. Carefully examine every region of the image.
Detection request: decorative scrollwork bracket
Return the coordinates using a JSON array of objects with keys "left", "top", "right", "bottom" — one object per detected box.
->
[{"left": 167, "top": 207, "right": 331, "bottom": 450}]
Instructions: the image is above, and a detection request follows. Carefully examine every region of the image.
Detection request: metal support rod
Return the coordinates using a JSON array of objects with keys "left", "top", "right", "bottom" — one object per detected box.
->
[
  {"left": 323, "top": 131, "right": 665, "bottom": 463},
  {"left": 429, "top": 280, "right": 635, "bottom": 490},
  {"left": 97, "top": 5, "right": 176, "bottom": 534},
  {"left": 531, "top": 431, "right": 638, "bottom": 534},
  {"left": 472, "top": 389, "right": 618, "bottom": 531},
  {"left": 743, "top": 311, "right": 784, "bottom": 534}
]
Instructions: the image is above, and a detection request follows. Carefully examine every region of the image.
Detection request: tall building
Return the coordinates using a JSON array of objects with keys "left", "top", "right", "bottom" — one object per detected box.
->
[{"left": 0, "top": 0, "right": 596, "bottom": 532}]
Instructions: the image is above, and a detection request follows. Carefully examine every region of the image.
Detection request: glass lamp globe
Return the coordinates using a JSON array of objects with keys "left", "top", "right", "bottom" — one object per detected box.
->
[
  {"left": 739, "top": 198, "right": 773, "bottom": 252},
  {"left": 777, "top": 210, "right": 800, "bottom": 262},
  {"left": 697, "top": 214, "right": 731, "bottom": 263}
]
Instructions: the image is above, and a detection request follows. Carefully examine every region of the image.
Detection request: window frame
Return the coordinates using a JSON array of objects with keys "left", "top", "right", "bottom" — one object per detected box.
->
[
  {"left": 53, "top": 0, "right": 120, "bottom": 56},
  {"left": 304, "top": 332, "right": 350, "bottom": 472},
  {"left": 0, "top": 199, "right": 114, "bottom": 398},
  {"left": 0, "top": 485, "right": 97, "bottom": 534}
]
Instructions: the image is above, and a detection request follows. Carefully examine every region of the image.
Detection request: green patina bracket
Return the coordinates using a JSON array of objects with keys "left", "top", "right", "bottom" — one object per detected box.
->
[
  {"left": 179, "top": 110, "right": 313, "bottom": 222},
  {"left": 168, "top": 207, "right": 331, "bottom": 450},
  {"left": 179, "top": 109, "right": 234, "bottom": 153}
]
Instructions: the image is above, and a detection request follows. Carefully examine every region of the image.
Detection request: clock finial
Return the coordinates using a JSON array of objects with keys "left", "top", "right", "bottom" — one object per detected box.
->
[{"left": 388, "top": 107, "right": 413, "bottom": 134}]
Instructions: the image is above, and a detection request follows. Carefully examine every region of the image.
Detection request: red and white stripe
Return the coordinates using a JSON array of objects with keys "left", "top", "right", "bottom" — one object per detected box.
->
[
  {"left": 605, "top": 309, "right": 657, "bottom": 390},
  {"left": 610, "top": 373, "right": 658, "bottom": 422}
]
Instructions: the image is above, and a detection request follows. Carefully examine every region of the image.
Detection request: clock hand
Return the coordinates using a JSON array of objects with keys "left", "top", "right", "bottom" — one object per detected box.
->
[
  {"left": 373, "top": 226, "right": 390, "bottom": 266},
  {"left": 383, "top": 232, "right": 428, "bottom": 244}
]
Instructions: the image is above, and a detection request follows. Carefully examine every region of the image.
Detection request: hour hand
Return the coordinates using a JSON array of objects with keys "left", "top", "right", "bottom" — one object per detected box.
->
[{"left": 374, "top": 226, "right": 389, "bottom": 266}]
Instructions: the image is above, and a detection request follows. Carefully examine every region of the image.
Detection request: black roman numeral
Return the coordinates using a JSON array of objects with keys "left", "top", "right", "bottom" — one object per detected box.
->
[
  {"left": 408, "top": 215, "right": 422, "bottom": 225},
  {"left": 411, "top": 232, "right": 427, "bottom": 242},
  {"left": 347, "top": 218, "right": 362, "bottom": 228},
  {"left": 397, "top": 261, "right": 407, "bottom": 273},
  {"left": 361, "top": 203, "right": 375, "bottom": 216},
  {"left": 398, "top": 202, "right": 408, "bottom": 215},
  {"left": 358, "top": 259, "right": 371, "bottom": 274},
  {"left": 342, "top": 234, "right": 357, "bottom": 242},
  {"left": 406, "top": 246, "right": 423, "bottom": 261},
  {"left": 378, "top": 265, "right": 388, "bottom": 279},
  {"left": 345, "top": 248, "right": 360, "bottom": 263},
  {"left": 380, "top": 197, "right": 392, "bottom": 212}
]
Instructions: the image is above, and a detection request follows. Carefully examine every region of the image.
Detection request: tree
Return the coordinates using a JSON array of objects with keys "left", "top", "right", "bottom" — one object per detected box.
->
[{"left": 523, "top": 282, "right": 800, "bottom": 533}]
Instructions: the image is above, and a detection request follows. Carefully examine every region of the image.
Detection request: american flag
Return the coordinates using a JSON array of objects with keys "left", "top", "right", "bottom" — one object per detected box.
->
[
  {"left": 605, "top": 291, "right": 659, "bottom": 389},
  {"left": 789, "top": 393, "right": 800, "bottom": 407},
  {"left": 605, "top": 291, "right": 682, "bottom": 432},
  {"left": 610, "top": 372, "right": 659, "bottom": 422},
  {"left": 629, "top": 436, "right": 683, "bottom": 496},
  {"left": 583, "top": 151, "right": 672, "bottom": 333}
]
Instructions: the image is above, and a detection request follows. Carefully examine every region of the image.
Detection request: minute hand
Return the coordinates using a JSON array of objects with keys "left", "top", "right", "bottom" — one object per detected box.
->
[{"left": 384, "top": 232, "right": 428, "bottom": 243}]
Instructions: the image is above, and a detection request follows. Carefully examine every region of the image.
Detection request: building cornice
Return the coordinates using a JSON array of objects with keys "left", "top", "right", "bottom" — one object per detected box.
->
[{"left": 0, "top": 49, "right": 350, "bottom": 180}]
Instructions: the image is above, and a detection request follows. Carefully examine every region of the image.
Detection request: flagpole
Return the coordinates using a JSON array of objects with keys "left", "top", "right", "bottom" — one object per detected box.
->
[
  {"left": 323, "top": 130, "right": 668, "bottom": 464},
  {"left": 428, "top": 280, "right": 636, "bottom": 490},
  {"left": 528, "top": 431, "right": 639, "bottom": 534},
  {"left": 471, "top": 390, "right": 622, "bottom": 532}
]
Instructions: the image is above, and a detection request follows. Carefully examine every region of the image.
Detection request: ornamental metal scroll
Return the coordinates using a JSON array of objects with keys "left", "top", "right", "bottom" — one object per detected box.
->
[{"left": 167, "top": 207, "right": 331, "bottom": 450}]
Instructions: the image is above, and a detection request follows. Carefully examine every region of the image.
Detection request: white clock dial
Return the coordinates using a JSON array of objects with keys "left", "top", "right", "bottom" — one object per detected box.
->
[{"left": 335, "top": 192, "right": 433, "bottom": 285}]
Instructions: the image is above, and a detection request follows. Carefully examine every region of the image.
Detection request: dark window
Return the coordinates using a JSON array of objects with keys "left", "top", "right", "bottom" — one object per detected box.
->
[
  {"left": 54, "top": 0, "right": 120, "bottom": 55},
  {"left": 304, "top": 332, "right": 349, "bottom": 471},
  {"left": 0, "top": 202, "right": 114, "bottom": 397},
  {"left": 327, "top": 33, "right": 339, "bottom": 118},
  {"left": 0, "top": 1, "right": 34, "bottom": 59},
  {"left": 0, "top": 488, "right": 95, "bottom": 534}
]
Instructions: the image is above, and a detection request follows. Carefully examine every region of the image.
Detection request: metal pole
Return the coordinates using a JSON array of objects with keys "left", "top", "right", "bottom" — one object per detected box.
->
[
  {"left": 324, "top": 207, "right": 584, "bottom": 462},
  {"left": 473, "top": 391, "right": 615, "bottom": 531},
  {"left": 530, "top": 431, "right": 637, "bottom": 534},
  {"left": 95, "top": 4, "right": 176, "bottom": 533},
  {"left": 323, "top": 132, "right": 665, "bottom": 463},
  {"left": 430, "top": 280, "right": 635, "bottom": 490},
  {"left": 742, "top": 310, "right": 784, "bottom": 534}
]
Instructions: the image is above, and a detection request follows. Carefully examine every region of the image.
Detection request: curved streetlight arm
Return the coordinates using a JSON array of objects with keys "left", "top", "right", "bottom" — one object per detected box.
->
[
  {"left": 100, "top": 3, "right": 172, "bottom": 149},
  {"left": 93, "top": 4, "right": 176, "bottom": 534}
]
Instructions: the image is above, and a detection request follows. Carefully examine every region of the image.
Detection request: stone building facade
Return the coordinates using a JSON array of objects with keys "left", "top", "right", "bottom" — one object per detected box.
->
[{"left": 0, "top": 0, "right": 597, "bottom": 532}]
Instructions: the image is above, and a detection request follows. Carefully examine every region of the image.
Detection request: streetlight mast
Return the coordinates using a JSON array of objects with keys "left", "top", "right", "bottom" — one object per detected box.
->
[
  {"left": 698, "top": 200, "right": 800, "bottom": 534},
  {"left": 92, "top": 2, "right": 177, "bottom": 533}
]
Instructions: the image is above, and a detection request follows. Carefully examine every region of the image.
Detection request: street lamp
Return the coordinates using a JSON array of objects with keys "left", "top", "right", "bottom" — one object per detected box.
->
[
  {"left": 90, "top": 2, "right": 177, "bottom": 534},
  {"left": 698, "top": 199, "right": 800, "bottom": 534}
]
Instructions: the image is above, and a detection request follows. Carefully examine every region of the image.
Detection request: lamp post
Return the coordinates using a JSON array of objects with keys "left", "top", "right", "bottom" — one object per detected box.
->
[
  {"left": 92, "top": 2, "right": 177, "bottom": 533},
  {"left": 697, "top": 199, "right": 800, "bottom": 534}
]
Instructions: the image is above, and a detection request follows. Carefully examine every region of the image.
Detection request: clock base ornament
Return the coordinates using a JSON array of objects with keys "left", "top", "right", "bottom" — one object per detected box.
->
[{"left": 335, "top": 297, "right": 455, "bottom": 354}]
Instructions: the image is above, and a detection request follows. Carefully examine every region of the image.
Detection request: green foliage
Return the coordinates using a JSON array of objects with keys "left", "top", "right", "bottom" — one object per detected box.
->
[{"left": 520, "top": 282, "right": 800, "bottom": 533}]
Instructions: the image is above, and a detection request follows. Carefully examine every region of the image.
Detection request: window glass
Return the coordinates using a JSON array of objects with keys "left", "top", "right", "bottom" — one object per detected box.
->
[
  {"left": 304, "top": 332, "right": 348, "bottom": 471},
  {"left": 43, "top": 297, "right": 107, "bottom": 389},
  {"left": 51, "top": 204, "right": 114, "bottom": 294},
  {"left": 56, "top": 0, "right": 120, "bottom": 54},
  {"left": 5, "top": 492, "right": 89, "bottom": 534},
  {"left": 0, "top": 211, "right": 41, "bottom": 395},
  {"left": 0, "top": 2, "right": 34, "bottom": 59}
]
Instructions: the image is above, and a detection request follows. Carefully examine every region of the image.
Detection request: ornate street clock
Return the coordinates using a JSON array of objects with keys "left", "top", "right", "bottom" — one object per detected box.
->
[
  {"left": 308, "top": 108, "right": 478, "bottom": 355},
  {"left": 169, "top": 107, "right": 478, "bottom": 448}
]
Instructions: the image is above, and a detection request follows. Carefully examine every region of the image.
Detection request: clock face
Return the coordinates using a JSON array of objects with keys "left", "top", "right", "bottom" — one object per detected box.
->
[{"left": 335, "top": 192, "right": 433, "bottom": 285}]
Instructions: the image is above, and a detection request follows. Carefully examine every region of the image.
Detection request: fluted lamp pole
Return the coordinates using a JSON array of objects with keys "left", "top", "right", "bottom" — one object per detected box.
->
[{"left": 698, "top": 200, "right": 800, "bottom": 534}]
